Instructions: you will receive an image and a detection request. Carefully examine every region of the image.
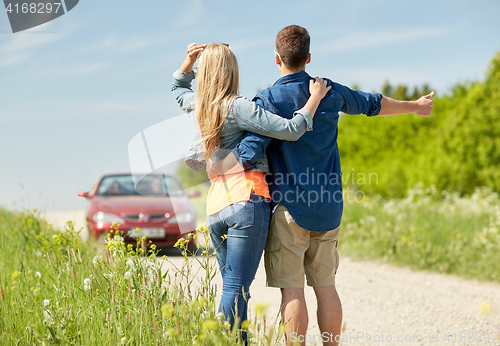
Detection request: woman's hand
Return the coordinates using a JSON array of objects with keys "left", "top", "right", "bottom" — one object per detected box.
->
[
  {"left": 309, "top": 77, "right": 331, "bottom": 99},
  {"left": 180, "top": 43, "right": 207, "bottom": 74},
  {"left": 302, "top": 77, "right": 332, "bottom": 117},
  {"left": 187, "top": 43, "right": 207, "bottom": 61}
]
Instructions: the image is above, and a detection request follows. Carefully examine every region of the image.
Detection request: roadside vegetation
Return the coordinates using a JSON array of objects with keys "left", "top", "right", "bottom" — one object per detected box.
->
[
  {"left": 0, "top": 209, "right": 276, "bottom": 345},
  {"left": 341, "top": 184, "right": 500, "bottom": 282}
]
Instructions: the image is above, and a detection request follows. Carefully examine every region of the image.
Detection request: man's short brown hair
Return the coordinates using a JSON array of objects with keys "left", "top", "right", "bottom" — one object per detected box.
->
[{"left": 275, "top": 25, "right": 310, "bottom": 70}]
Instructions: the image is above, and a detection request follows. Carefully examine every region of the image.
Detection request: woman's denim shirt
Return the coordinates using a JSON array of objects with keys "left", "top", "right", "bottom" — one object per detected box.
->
[{"left": 172, "top": 69, "right": 313, "bottom": 173}]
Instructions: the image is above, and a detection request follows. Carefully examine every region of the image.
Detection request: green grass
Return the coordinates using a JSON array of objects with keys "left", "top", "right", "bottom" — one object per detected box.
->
[
  {"left": 341, "top": 184, "right": 500, "bottom": 282},
  {"left": 0, "top": 209, "right": 279, "bottom": 345}
]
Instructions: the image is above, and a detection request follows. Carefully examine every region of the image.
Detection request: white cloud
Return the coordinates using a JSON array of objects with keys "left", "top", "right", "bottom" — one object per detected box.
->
[
  {"left": 316, "top": 26, "right": 456, "bottom": 54},
  {"left": 82, "top": 35, "right": 162, "bottom": 54},
  {"left": 0, "top": 21, "right": 71, "bottom": 68}
]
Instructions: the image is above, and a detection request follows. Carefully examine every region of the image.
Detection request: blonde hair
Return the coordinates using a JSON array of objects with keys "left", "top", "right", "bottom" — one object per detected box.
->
[{"left": 195, "top": 43, "right": 239, "bottom": 158}]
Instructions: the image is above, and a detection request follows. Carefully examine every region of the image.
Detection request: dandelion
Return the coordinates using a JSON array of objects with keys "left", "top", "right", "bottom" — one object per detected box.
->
[
  {"left": 124, "top": 272, "right": 132, "bottom": 280},
  {"left": 84, "top": 278, "right": 91, "bottom": 285},
  {"left": 43, "top": 299, "right": 50, "bottom": 307},
  {"left": 120, "top": 337, "right": 127, "bottom": 344},
  {"left": 35, "top": 272, "right": 41, "bottom": 279},
  {"left": 84, "top": 284, "right": 90, "bottom": 291}
]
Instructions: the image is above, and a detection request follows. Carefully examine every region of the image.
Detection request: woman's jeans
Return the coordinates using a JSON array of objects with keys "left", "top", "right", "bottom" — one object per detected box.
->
[{"left": 207, "top": 193, "right": 270, "bottom": 336}]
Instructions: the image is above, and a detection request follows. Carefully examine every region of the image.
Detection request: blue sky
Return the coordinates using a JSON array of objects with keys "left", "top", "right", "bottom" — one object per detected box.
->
[{"left": 1, "top": 0, "right": 499, "bottom": 211}]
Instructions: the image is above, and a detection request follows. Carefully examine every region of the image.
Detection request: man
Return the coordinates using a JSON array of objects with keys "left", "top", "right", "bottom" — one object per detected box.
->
[{"left": 228, "top": 25, "right": 434, "bottom": 345}]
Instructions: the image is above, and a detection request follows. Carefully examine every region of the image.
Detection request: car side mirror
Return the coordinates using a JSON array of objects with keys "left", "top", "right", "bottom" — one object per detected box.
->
[
  {"left": 188, "top": 190, "right": 201, "bottom": 198},
  {"left": 78, "top": 191, "right": 90, "bottom": 198}
]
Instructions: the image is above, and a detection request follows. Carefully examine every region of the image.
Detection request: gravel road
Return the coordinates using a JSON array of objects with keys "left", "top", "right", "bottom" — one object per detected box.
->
[{"left": 44, "top": 210, "right": 500, "bottom": 345}]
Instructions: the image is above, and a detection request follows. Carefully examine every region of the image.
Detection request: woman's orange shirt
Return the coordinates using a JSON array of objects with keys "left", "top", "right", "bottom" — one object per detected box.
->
[{"left": 206, "top": 171, "right": 270, "bottom": 216}]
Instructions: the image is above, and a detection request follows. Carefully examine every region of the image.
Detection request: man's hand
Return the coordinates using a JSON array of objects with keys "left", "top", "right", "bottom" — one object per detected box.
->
[
  {"left": 379, "top": 91, "right": 435, "bottom": 117},
  {"left": 414, "top": 91, "right": 435, "bottom": 117}
]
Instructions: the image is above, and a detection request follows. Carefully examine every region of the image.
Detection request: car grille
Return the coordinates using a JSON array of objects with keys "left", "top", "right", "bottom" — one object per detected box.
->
[{"left": 122, "top": 213, "right": 168, "bottom": 221}]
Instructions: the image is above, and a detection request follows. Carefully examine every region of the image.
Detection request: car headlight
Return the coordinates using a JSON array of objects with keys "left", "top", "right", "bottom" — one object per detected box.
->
[
  {"left": 93, "top": 212, "right": 125, "bottom": 224},
  {"left": 167, "top": 212, "right": 193, "bottom": 224}
]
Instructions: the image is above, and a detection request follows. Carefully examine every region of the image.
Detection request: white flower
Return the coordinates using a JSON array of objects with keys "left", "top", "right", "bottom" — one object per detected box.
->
[
  {"left": 43, "top": 299, "right": 50, "bottom": 307},
  {"left": 120, "top": 337, "right": 127, "bottom": 344},
  {"left": 124, "top": 272, "right": 132, "bottom": 280},
  {"left": 35, "top": 272, "right": 41, "bottom": 279},
  {"left": 43, "top": 310, "right": 54, "bottom": 325},
  {"left": 163, "top": 331, "right": 170, "bottom": 339},
  {"left": 92, "top": 255, "right": 102, "bottom": 266},
  {"left": 84, "top": 278, "right": 91, "bottom": 285},
  {"left": 84, "top": 284, "right": 90, "bottom": 291}
]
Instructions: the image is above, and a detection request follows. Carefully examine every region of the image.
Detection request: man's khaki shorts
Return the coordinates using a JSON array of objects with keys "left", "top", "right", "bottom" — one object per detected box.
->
[{"left": 264, "top": 205, "right": 340, "bottom": 288}]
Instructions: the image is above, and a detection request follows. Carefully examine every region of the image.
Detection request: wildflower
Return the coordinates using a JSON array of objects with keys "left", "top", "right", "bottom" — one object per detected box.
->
[
  {"left": 43, "top": 299, "right": 50, "bottom": 307},
  {"left": 35, "top": 272, "right": 41, "bottom": 279},
  {"left": 479, "top": 302, "right": 491, "bottom": 314},
  {"left": 84, "top": 278, "right": 91, "bottom": 285},
  {"left": 124, "top": 272, "right": 132, "bottom": 280},
  {"left": 120, "top": 337, "right": 127, "bottom": 344},
  {"left": 240, "top": 320, "right": 250, "bottom": 329},
  {"left": 44, "top": 310, "right": 54, "bottom": 324},
  {"left": 161, "top": 304, "right": 174, "bottom": 318},
  {"left": 11, "top": 270, "right": 21, "bottom": 280},
  {"left": 202, "top": 319, "right": 218, "bottom": 331},
  {"left": 84, "top": 284, "right": 90, "bottom": 291},
  {"left": 254, "top": 302, "right": 269, "bottom": 317}
]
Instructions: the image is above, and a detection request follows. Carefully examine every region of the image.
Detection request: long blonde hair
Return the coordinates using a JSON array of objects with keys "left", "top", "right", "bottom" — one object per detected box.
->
[{"left": 195, "top": 43, "right": 239, "bottom": 158}]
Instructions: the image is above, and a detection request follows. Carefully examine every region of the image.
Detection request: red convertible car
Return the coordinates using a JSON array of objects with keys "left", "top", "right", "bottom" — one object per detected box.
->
[{"left": 78, "top": 173, "right": 200, "bottom": 248}]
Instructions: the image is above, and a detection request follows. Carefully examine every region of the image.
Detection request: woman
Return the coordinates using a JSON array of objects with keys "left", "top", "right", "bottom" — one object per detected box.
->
[{"left": 172, "top": 42, "right": 330, "bottom": 339}]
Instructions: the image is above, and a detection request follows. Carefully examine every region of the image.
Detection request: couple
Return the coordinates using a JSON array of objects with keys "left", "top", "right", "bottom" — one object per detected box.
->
[{"left": 172, "top": 25, "right": 434, "bottom": 345}]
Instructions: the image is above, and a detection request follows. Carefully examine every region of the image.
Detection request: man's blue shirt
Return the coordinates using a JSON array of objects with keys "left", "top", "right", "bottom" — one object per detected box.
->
[{"left": 234, "top": 71, "right": 382, "bottom": 232}]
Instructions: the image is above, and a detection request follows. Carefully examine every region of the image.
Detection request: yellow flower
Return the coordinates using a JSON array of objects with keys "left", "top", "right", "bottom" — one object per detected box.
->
[
  {"left": 479, "top": 302, "right": 491, "bottom": 314},
  {"left": 241, "top": 320, "right": 251, "bottom": 329},
  {"left": 202, "top": 319, "right": 218, "bottom": 331},
  {"left": 161, "top": 304, "right": 174, "bottom": 318},
  {"left": 456, "top": 233, "right": 462, "bottom": 239},
  {"left": 11, "top": 271, "right": 21, "bottom": 280},
  {"left": 254, "top": 302, "right": 269, "bottom": 317}
]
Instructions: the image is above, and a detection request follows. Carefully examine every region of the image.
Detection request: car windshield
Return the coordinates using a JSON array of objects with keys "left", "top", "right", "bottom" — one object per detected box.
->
[{"left": 96, "top": 175, "right": 184, "bottom": 197}]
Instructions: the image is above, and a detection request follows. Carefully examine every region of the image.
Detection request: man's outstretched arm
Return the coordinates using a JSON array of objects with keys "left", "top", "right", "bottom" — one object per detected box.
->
[{"left": 378, "top": 91, "right": 435, "bottom": 117}]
